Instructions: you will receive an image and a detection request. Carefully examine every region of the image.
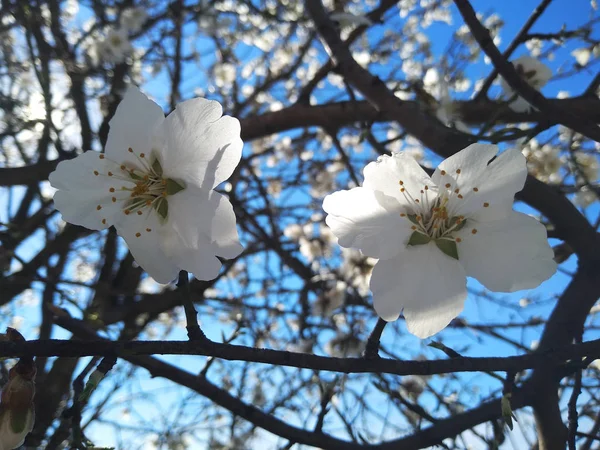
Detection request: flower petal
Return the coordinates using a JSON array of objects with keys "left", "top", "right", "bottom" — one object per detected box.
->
[
  {"left": 160, "top": 97, "right": 243, "bottom": 189},
  {"left": 432, "top": 143, "right": 498, "bottom": 186},
  {"left": 370, "top": 244, "right": 467, "bottom": 338},
  {"left": 162, "top": 187, "right": 242, "bottom": 280},
  {"left": 49, "top": 151, "right": 127, "bottom": 230},
  {"left": 363, "top": 152, "right": 436, "bottom": 207},
  {"left": 462, "top": 147, "right": 528, "bottom": 220},
  {"left": 457, "top": 211, "right": 556, "bottom": 292},
  {"left": 105, "top": 86, "right": 165, "bottom": 168},
  {"left": 115, "top": 211, "right": 180, "bottom": 284},
  {"left": 323, "top": 187, "right": 412, "bottom": 260}
]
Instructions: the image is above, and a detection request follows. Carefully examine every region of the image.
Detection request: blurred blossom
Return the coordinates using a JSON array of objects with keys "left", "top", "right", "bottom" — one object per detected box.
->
[
  {"left": 120, "top": 7, "right": 148, "bottom": 34},
  {"left": 500, "top": 55, "right": 552, "bottom": 113}
]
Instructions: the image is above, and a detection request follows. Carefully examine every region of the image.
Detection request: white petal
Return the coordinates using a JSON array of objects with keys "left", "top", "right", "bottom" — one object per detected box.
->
[
  {"left": 432, "top": 143, "right": 498, "bottom": 186},
  {"left": 162, "top": 187, "right": 242, "bottom": 280},
  {"left": 457, "top": 211, "right": 556, "bottom": 292},
  {"left": 363, "top": 153, "right": 436, "bottom": 206},
  {"left": 160, "top": 97, "right": 243, "bottom": 189},
  {"left": 443, "top": 147, "right": 528, "bottom": 221},
  {"left": 322, "top": 187, "right": 412, "bottom": 260},
  {"left": 105, "top": 86, "right": 165, "bottom": 167},
  {"left": 370, "top": 244, "right": 467, "bottom": 338},
  {"left": 49, "top": 151, "right": 128, "bottom": 230},
  {"left": 116, "top": 211, "right": 180, "bottom": 284}
]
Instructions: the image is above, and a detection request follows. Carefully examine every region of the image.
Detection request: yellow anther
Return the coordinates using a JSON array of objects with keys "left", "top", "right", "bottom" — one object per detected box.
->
[
  {"left": 146, "top": 228, "right": 151, "bottom": 232},
  {"left": 445, "top": 183, "right": 451, "bottom": 188},
  {"left": 440, "top": 170, "right": 446, "bottom": 175},
  {"left": 128, "top": 147, "right": 133, "bottom": 153},
  {"left": 109, "top": 187, "right": 115, "bottom": 192},
  {"left": 471, "top": 229, "right": 478, "bottom": 234},
  {"left": 96, "top": 205, "right": 102, "bottom": 210},
  {"left": 473, "top": 187, "right": 479, "bottom": 192},
  {"left": 135, "top": 232, "right": 141, "bottom": 237},
  {"left": 94, "top": 170, "right": 99, "bottom": 176},
  {"left": 99, "top": 154, "right": 105, "bottom": 159},
  {"left": 483, "top": 202, "right": 490, "bottom": 208},
  {"left": 455, "top": 237, "right": 462, "bottom": 242},
  {"left": 112, "top": 197, "right": 117, "bottom": 202},
  {"left": 456, "top": 169, "right": 461, "bottom": 174}
]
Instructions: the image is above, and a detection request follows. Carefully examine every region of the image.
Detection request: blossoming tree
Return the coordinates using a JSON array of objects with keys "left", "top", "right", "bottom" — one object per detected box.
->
[{"left": 0, "top": 0, "right": 599, "bottom": 449}]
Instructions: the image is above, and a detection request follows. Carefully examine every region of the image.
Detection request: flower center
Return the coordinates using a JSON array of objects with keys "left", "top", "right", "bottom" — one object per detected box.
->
[
  {"left": 92, "top": 149, "right": 185, "bottom": 230},
  {"left": 398, "top": 168, "right": 483, "bottom": 260}
]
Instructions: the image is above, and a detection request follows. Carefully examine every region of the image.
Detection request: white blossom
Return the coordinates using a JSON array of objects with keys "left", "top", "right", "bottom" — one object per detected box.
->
[
  {"left": 325, "top": 332, "right": 365, "bottom": 357},
  {"left": 120, "top": 7, "right": 148, "bottom": 34},
  {"left": 500, "top": 55, "right": 552, "bottom": 113},
  {"left": 49, "top": 87, "right": 243, "bottom": 283},
  {"left": 329, "top": 12, "right": 373, "bottom": 28},
  {"left": 312, "top": 281, "right": 346, "bottom": 316},
  {"left": 521, "top": 142, "right": 562, "bottom": 183},
  {"left": 574, "top": 186, "right": 598, "bottom": 208},
  {"left": 323, "top": 144, "right": 556, "bottom": 338},
  {"left": 571, "top": 48, "right": 591, "bottom": 67},
  {"left": 96, "top": 28, "right": 133, "bottom": 64}
]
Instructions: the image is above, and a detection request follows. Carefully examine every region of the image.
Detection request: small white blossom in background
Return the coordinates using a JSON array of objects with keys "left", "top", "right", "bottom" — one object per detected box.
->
[
  {"left": 571, "top": 48, "right": 592, "bottom": 67},
  {"left": 340, "top": 248, "right": 377, "bottom": 296},
  {"left": 329, "top": 12, "right": 373, "bottom": 28},
  {"left": 50, "top": 86, "right": 244, "bottom": 284},
  {"left": 214, "top": 63, "right": 237, "bottom": 88},
  {"left": 325, "top": 332, "right": 365, "bottom": 358},
  {"left": 520, "top": 140, "right": 562, "bottom": 183},
  {"left": 573, "top": 186, "right": 598, "bottom": 208},
  {"left": 312, "top": 280, "right": 346, "bottom": 316},
  {"left": 323, "top": 144, "right": 557, "bottom": 338},
  {"left": 573, "top": 151, "right": 599, "bottom": 182},
  {"left": 95, "top": 28, "right": 133, "bottom": 64},
  {"left": 433, "top": 78, "right": 470, "bottom": 133},
  {"left": 500, "top": 55, "right": 552, "bottom": 113},
  {"left": 120, "top": 7, "right": 148, "bottom": 34}
]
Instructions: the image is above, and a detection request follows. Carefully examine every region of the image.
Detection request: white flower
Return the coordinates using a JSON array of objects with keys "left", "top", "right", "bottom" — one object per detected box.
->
[
  {"left": 500, "top": 56, "right": 552, "bottom": 113},
  {"left": 312, "top": 280, "right": 346, "bottom": 316},
  {"left": 574, "top": 152, "right": 599, "bottom": 182},
  {"left": 323, "top": 144, "right": 557, "bottom": 338},
  {"left": 325, "top": 332, "right": 365, "bottom": 358},
  {"left": 120, "top": 7, "right": 148, "bottom": 34},
  {"left": 434, "top": 79, "right": 470, "bottom": 133},
  {"left": 96, "top": 28, "right": 133, "bottom": 64},
  {"left": 574, "top": 186, "right": 597, "bottom": 208},
  {"left": 571, "top": 48, "right": 591, "bottom": 67},
  {"left": 329, "top": 12, "right": 373, "bottom": 28},
  {"left": 49, "top": 87, "right": 244, "bottom": 283}
]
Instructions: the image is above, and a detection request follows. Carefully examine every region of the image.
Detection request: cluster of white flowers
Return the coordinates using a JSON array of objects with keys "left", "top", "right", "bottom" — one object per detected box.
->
[
  {"left": 520, "top": 140, "right": 562, "bottom": 183},
  {"left": 94, "top": 8, "right": 147, "bottom": 64}
]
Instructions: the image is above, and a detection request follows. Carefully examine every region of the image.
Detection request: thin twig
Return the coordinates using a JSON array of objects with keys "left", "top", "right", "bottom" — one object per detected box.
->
[
  {"left": 177, "top": 270, "right": 209, "bottom": 342},
  {"left": 364, "top": 318, "right": 387, "bottom": 359}
]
